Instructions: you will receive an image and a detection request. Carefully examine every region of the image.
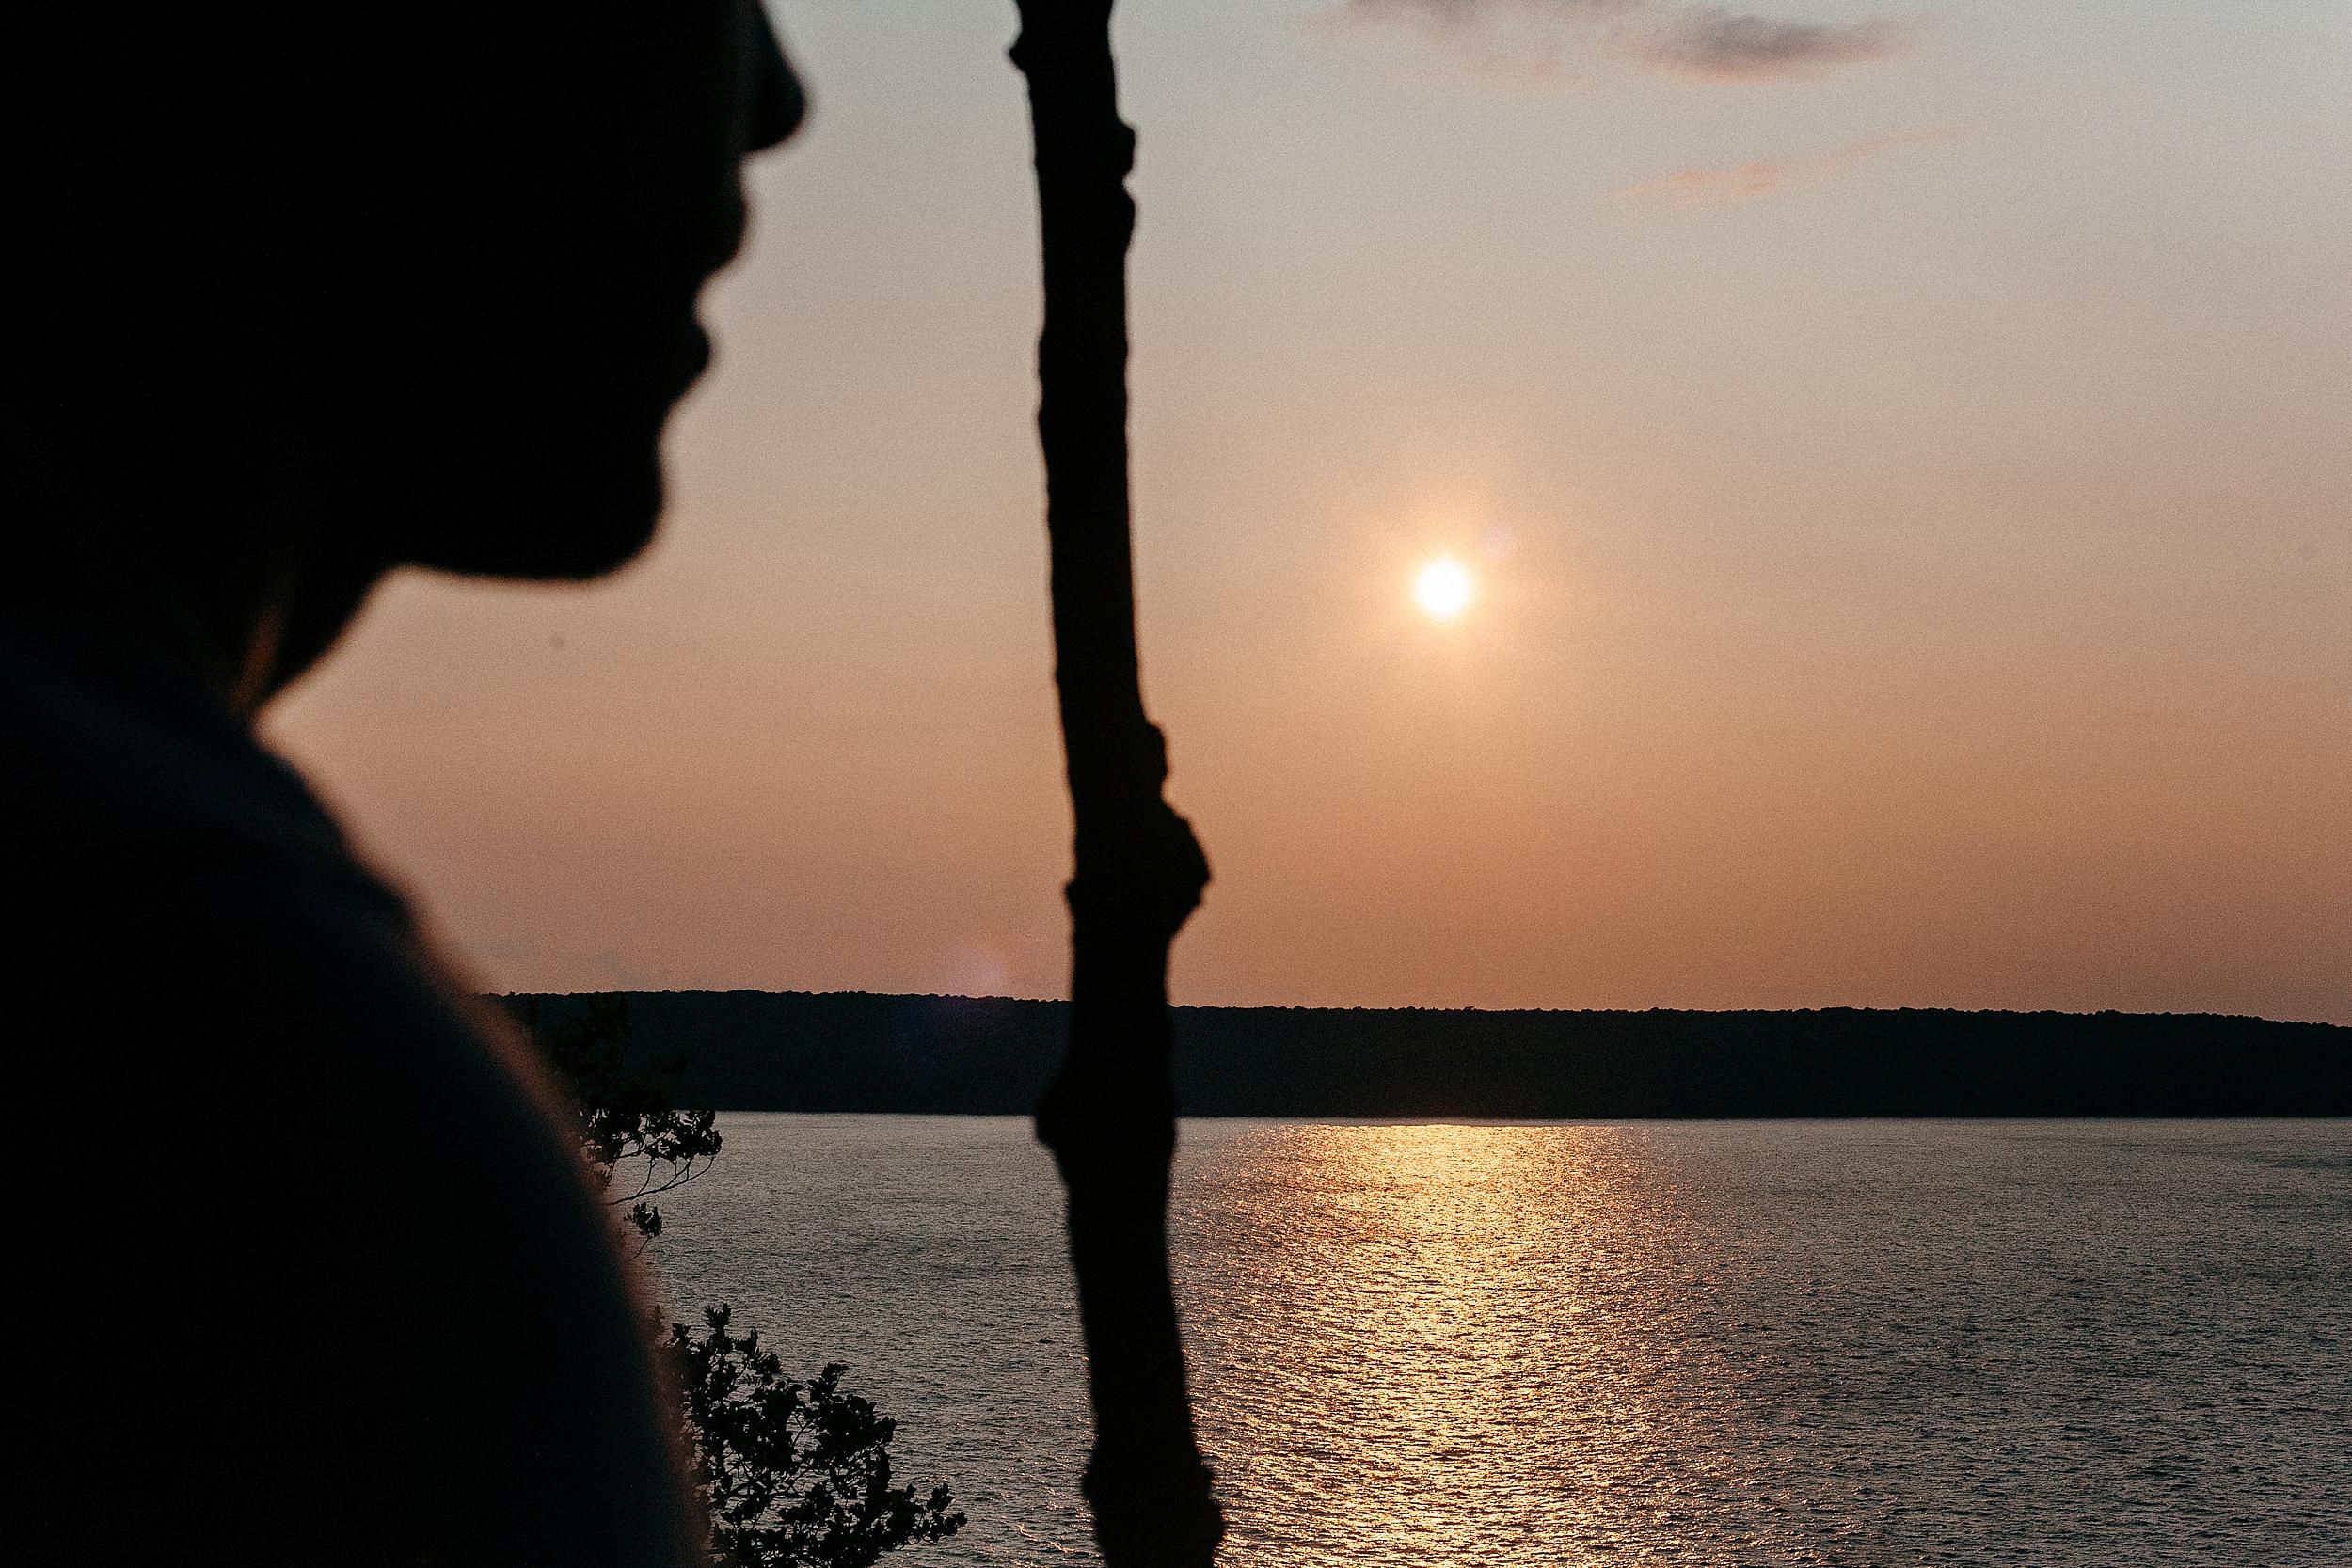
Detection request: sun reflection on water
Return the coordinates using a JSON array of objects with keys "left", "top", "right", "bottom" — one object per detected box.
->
[{"left": 1174, "top": 1122, "right": 1740, "bottom": 1566}]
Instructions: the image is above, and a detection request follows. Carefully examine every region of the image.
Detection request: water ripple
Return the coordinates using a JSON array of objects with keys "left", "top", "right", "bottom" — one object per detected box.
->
[{"left": 655, "top": 1118, "right": 2352, "bottom": 1566}]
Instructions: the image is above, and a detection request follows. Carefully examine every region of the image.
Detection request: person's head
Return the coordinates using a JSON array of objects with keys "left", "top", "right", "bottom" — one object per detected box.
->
[{"left": 5, "top": 4, "right": 802, "bottom": 689}]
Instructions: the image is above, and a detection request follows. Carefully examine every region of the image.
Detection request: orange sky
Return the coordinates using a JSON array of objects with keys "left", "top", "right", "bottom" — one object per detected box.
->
[{"left": 269, "top": 1, "right": 2351, "bottom": 1022}]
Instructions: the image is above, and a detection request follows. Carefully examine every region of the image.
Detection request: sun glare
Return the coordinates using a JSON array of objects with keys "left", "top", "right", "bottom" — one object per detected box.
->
[{"left": 1413, "top": 557, "right": 1473, "bottom": 621}]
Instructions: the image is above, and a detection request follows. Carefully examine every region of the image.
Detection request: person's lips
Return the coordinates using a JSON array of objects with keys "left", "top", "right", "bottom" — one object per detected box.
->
[
  {"left": 704, "top": 190, "right": 750, "bottom": 276},
  {"left": 673, "top": 319, "right": 714, "bottom": 398}
]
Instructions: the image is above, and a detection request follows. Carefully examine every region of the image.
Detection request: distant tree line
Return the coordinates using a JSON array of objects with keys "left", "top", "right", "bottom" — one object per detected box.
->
[{"left": 510, "top": 992, "right": 2351, "bottom": 1119}]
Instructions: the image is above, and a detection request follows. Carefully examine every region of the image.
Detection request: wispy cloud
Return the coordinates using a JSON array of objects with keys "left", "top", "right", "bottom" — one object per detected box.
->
[
  {"left": 1326, "top": 0, "right": 1909, "bottom": 86},
  {"left": 1614, "top": 127, "right": 1958, "bottom": 206},
  {"left": 1647, "top": 9, "right": 1902, "bottom": 81}
]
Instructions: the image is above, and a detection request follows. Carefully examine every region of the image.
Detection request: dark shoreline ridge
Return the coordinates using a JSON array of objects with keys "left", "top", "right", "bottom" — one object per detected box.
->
[{"left": 503, "top": 992, "right": 2350, "bottom": 1117}]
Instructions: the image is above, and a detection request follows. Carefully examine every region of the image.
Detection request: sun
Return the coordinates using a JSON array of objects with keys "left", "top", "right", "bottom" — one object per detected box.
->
[{"left": 1413, "top": 556, "right": 1473, "bottom": 621}]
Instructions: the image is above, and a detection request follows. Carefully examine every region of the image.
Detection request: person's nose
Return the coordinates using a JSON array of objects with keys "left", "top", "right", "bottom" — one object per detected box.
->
[{"left": 745, "top": 5, "right": 805, "bottom": 151}]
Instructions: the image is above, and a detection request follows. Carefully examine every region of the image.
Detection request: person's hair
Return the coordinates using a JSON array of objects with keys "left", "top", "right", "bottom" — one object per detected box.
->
[{"left": 8, "top": 12, "right": 320, "bottom": 529}]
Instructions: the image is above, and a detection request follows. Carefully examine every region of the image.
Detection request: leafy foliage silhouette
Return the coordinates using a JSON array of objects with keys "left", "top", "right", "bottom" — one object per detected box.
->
[
  {"left": 512, "top": 993, "right": 722, "bottom": 1251},
  {"left": 513, "top": 995, "right": 964, "bottom": 1567},
  {"left": 672, "top": 1307, "right": 964, "bottom": 1568}
]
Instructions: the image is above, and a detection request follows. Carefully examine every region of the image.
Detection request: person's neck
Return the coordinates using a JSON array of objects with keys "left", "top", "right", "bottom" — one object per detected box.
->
[{"left": 2, "top": 504, "right": 377, "bottom": 721}]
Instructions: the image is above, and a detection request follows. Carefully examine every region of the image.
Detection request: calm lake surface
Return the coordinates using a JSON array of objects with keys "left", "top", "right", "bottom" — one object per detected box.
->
[{"left": 651, "top": 1118, "right": 2352, "bottom": 1565}]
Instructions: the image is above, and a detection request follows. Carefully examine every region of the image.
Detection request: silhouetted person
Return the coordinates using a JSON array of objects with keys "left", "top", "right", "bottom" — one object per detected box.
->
[{"left": 4, "top": 8, "right": 802, "bottom": 1560}]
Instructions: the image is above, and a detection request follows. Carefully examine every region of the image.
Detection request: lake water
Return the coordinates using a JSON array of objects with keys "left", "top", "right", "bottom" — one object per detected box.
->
[{"left": 651, "top": 1117, "right": 2352, "bottom": 1565}]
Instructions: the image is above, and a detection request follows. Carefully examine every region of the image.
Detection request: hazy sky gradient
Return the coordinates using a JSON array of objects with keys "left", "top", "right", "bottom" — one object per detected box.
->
[{"left": 270, "top": 0, "right": 2352, "bottom": 1021}]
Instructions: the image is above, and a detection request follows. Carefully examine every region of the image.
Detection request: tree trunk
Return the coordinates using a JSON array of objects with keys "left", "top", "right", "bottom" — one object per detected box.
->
[{"left": 1009, "top": 5, "right": 1224, "bottom": 1565}]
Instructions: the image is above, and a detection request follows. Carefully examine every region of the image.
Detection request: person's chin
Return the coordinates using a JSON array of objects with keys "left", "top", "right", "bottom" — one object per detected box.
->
[
  {"left": 403, "top": 439, "right": 668, "bottom": 582},
  {"left": 382, "top": 324, "right": 707, "bottom": 580}
]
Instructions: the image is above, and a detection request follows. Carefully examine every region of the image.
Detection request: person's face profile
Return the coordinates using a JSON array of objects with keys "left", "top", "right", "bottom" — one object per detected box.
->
[
  {"left": 336, "top": 1, "right": 806, "bottom": 583},
  {"left": 6, "top": 4, "right": 806, "bottom": 603}
]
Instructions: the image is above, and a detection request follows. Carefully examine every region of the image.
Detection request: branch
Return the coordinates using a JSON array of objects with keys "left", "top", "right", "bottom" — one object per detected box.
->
[{"left": 1010, "top": 4, "right": 1224, "bottom": 1564}]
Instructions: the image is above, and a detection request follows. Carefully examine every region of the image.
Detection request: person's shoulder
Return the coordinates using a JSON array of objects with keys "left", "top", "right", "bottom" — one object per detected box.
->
[
  {"left": 4, "top": 626, "right": 421, "bottom": 1075},
  {"left": 0, "top": 626, "right": 565, "bottom": 1147},
  {"left": 2, "top": 624, "right": 388, "bottom": 892},
  {"left": 2, "top": 631, "right": 701, "bottom": 1564},
  {"left": 5, "top": 626, "right": 476, "bottom": 1131}
]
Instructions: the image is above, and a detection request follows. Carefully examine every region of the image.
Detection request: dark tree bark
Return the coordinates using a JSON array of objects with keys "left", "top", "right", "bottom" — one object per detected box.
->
[{"left": 1009, "top": 5, "right": 1225, "bottom": 1565}]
